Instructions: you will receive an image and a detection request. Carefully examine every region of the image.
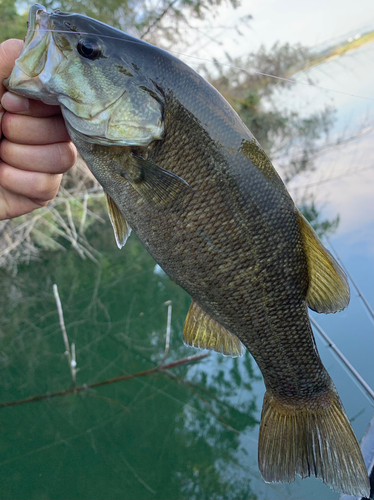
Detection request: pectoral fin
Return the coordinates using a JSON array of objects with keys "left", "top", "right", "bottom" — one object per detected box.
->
[
  {"left": 183, "top": 300, "right": 245, "bottom": 357},
  {"left": 297, "top": 210, "right": 350, "bottom": 313},
  {"left": 122, "top": 154, "right": 191, "bottom": 206},
  {"left": 105, "top": 193, "right": 132, "bottom": 249}
]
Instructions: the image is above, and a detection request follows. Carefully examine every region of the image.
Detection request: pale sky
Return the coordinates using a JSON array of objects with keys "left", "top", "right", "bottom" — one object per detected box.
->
[
  {"left": 174, "top": 2, "right": 374, "bottom": 239},
  {"left": 180, "top": 0, "right": 374, "bottom": 62}
]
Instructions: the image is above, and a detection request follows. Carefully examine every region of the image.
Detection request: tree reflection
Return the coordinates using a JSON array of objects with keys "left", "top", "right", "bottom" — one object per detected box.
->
[
  {"left": 168, "top": 354, "right": 260, "bottom": 499},
  {"left": 0, "top": 221, "right": 260, "bottom": 500}
]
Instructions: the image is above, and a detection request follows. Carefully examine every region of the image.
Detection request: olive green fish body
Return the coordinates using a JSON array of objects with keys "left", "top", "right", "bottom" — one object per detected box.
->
[
  {"left": 70, "top": 86, "right": 327, "bottom": 403},
  {"left": 5, "top": 5, "right": 369, "bottom": 497}
]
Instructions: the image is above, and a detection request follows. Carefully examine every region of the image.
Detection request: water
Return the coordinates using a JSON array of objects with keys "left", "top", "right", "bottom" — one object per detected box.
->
[{"left": 0, "top": 44, "right": 373, "bottom": 500}]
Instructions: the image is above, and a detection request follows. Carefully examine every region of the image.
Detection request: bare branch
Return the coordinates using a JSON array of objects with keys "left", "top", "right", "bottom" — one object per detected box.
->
[
  {"left": 161, "top": 300, "right": 172, "bottom": 364},
  {"left": 140, "top": 0, "right": 178, "bottom": 39},
  {"left": 0, "top": 352, "right": 210, "bottom": 409},
  {"left": 53, "top": 284, "right": 77, "bottom": 385}
]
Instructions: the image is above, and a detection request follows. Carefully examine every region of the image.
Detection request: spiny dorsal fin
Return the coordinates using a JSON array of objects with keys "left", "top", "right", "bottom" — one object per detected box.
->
[
  {"left": 105, "top": 193, "right": 131, "bottom": 249},
  {"left": 296, "top": 210, "right": 349, "bottom": 313},
  {"left": 183, "top": 300, "right": 245, "bottom": 357}
]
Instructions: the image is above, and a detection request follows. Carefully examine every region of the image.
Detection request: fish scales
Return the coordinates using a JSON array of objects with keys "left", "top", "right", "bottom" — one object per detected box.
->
[
  {"left": 117, "top": 94, "right": 327, "bottom": 400},
  {"left": 72, "top": 89, "right": 327, "bottom": 399},
  {"left": 4, "top": 5, "right": 370, "bottom": 497}
]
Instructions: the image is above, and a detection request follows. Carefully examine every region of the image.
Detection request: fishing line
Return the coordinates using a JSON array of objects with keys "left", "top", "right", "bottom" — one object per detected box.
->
[
  {"left": 325, "top": 237, "right": 374, "bottom": 324},
  {"left": 288, "top": 164, "right": 374, "bottom": 191},
  {"left": 29, "top": 29, "right": 374, "bottom": 102},
  {"left": 311, "top": 316, "right": 374, "bottom": 405}
]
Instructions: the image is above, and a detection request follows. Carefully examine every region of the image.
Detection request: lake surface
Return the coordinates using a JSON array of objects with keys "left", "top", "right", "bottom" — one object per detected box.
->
[{"left": 0, "top": 44, "right": 373, "bottom": 500}]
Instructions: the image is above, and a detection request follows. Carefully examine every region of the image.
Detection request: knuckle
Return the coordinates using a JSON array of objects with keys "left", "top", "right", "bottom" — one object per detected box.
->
[
  {"left": 1, "top": 112, "right": 14, "bottom": 139},
  {"left": 52, "top": 142, "right": 77, "bottom": 171},
  {"left": 0, "top": 162, "right": 14, "bottom": 188},
  {"left": 32, "top": 199, "right": 49, "bottom": 208},
  {"left": 34, "top": 173, "right": 61, "bottom": 202}
]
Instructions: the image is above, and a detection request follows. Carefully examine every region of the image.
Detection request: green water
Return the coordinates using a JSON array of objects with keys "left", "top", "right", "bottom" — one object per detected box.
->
[
  {"left": 1, "top": 212, "right": 372, "bottom": 500},
  {"left": 1, "top": 198, "right": 374, "bottom": 500},
  {"left": 0, "top": 222, "right": 262, "bottom": 500}
]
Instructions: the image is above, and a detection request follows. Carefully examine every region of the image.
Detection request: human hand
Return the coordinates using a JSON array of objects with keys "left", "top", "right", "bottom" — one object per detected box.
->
[{"left": 0, "top": 39, "right": 77, "bottom": 220}]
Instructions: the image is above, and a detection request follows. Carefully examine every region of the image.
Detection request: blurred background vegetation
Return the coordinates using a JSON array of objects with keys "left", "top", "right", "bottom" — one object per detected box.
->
[{"left": 0, "top": 0, "right": 339, "bottom": 272}]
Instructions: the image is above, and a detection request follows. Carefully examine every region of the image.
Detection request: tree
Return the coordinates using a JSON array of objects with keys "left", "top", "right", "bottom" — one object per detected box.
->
[
  {"left": 0, "top": 0, "right": 28, "bottom": 43},
  {"left": 1, "top": 0, "right": 241, "bottom": 45},
  {"left": 205, "top": 42, "right": 339, "bottom": 234},
  {"left": 36, "top": 0, "right": 240, "bottom": 44}
]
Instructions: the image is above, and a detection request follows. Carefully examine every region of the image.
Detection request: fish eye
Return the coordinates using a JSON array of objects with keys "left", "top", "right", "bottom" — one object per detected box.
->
[{"left": 77, "top": 37, "right": 101, "bottom": 60}]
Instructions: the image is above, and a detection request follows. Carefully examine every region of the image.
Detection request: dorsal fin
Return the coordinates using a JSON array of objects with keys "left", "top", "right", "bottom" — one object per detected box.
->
[
  {"left": 183, "top": 300, "right": 245, "bottom": 357},
  {"left": 296, "top": 210, "right": 350, "bottom": 313},
  {"left": 105, "top": 193, "right": 131, "bottom": 249}
]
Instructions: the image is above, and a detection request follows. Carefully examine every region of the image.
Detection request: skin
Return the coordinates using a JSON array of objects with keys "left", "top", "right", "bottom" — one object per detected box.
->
[{"left": 0, "top": 39, "right": 76, "bottom": 220}]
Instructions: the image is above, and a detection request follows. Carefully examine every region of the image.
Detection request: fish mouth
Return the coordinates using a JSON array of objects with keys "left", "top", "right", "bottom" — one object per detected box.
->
[
  {"left": 26, "top": 4, "right": 50, "bottom": 44},
  {"left": 4, "top": 3, "right": 64, "bottom": 104},
  {"left": 20, "top": 4, "right": 52, "bottom": 77}
]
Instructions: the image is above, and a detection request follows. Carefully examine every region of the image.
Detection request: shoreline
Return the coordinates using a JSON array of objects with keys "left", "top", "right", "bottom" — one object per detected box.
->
[{"left": 300, "top": 31, "right": 374, "bottom": 72}]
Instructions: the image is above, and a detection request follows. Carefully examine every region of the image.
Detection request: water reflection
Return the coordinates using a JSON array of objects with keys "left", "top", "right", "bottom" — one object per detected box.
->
[{"left": 0, "top": 224, "right": 261, "bottom": 500}]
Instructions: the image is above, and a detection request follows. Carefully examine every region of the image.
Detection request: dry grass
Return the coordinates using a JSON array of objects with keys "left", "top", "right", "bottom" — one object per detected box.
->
[{"left": 0, "top": 156, "right": 107, "bottom": 273}]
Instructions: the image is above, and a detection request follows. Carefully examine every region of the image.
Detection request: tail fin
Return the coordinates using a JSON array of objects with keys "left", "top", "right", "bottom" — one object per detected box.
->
[{"left": 258, "top": 390, "right": 370, "bottom": 497}]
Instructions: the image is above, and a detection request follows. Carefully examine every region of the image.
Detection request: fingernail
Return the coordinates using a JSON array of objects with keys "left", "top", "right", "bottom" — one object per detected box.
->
[{"left": 1, "top": 92, "right": 30, "bottom": 112}]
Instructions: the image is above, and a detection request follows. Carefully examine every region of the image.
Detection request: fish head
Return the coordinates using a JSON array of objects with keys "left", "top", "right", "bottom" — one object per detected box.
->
[{"left": 5, "top": 4, "right": 164, "bottom": 147}]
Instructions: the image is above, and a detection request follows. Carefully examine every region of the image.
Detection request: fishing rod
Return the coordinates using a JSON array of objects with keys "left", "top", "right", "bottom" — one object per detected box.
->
[
  {"left": 310, "top": 316, "right": 374, "bottom": 403},
  {"left": 325, "top": 238, "right": 374, "bottom": 323}
]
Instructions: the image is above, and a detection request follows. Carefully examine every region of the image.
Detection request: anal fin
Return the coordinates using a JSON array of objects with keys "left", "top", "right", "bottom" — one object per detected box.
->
[
  {"left": 296, "top": 210, "right": 350, "bottom": 313},
  {"left": 105, "top": 193, "right": 131, "bottom": 249},
  {"left": 183, "top": 300, "right": 245, "bottom": 357}
]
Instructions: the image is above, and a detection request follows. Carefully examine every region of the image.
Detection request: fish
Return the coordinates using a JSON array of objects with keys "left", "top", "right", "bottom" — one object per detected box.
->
[{"left": 4, "top": 4, "right": 370, "bottom": 497}]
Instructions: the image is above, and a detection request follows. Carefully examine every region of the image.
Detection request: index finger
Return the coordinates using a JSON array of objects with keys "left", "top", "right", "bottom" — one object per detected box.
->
[
  {"left": 0, "top": 39, "right": 24, "bottom": 102},
  {"left": 0, "top": 39, "right": 61, "bottom": 118},
  {"left": 2, "top": 91, "right": 61, "bottom": 118}
]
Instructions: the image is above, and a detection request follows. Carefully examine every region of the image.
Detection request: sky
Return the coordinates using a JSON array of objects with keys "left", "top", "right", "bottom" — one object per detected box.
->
[
  {"left": 180, "top": 0, "right": 374, "bottom": 62},
  {"left": 174, "top": 1, "right": 374, "bottom": 240}
]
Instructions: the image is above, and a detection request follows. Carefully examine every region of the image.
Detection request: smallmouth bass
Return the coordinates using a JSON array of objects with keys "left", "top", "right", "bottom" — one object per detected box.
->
[{"left": 4, "top": 4, "right": 370, "bottom": 497}]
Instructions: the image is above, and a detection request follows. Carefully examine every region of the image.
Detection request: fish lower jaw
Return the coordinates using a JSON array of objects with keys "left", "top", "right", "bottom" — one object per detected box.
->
[
  {"left": 5, "top": 74, "right": 58, "bottom": 106},
  {"left": 18, "top": 87, "right": 59, "bottom": 106}
]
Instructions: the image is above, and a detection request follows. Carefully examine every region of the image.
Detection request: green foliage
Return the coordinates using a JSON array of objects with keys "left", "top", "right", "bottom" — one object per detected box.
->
[
  {"left": 0, "top": 0, "right": 28, "bottom": 43},
  {"left": 299, "top": 200, "right": 339, "bottom": 238},
  {"left": 206, "top": 42, "right": 339, "bottom": 234},
  {"left": 1, "top": 0, "right": 240, "bottom": 45},
  {"left": 35, "top": 0, "right": 238, "bottom": 43}
]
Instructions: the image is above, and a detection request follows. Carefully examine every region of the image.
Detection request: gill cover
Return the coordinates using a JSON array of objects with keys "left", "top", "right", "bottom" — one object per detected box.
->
[{"left": 59, "top": 67, "right": 165, "bottom": 146}]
